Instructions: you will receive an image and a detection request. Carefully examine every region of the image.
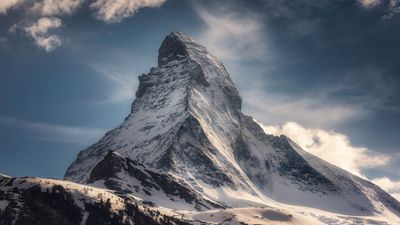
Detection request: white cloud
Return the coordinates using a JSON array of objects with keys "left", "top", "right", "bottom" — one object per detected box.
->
[
  {"left": 90, "top": 0, "right": 166, "bottom": 23},
  {"left": 196, "top": 4, "right": 267, "bottom": 61},
  {"left": 31, "top": 0, "right": 83, "bottom": 16},
  {"left": 358, "top": 0, "right": 381, "bottom": 8},
  {"left": 0, "top": 0, "right": 23, "bottom": 14},
  {"left": 0, "top": 116, "right": 105, "bottom": 144},
  {"left": 261, "top": 121, "right": 390, "bottom": 177},
  {"left": 24, "top": 17, "right": 62, "bottom": 51},
  {"left": 372, "top": 177, "right": 400, "bottom": 201}
]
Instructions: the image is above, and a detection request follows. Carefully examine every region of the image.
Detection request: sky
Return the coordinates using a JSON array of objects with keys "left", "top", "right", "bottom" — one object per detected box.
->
[{"left": 0, "top": 0, "right": 400, "bottom": 200}]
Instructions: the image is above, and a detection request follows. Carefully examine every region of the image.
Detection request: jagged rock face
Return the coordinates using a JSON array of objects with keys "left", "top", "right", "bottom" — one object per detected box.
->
[
  {"left": 87, "top": 150, "right": 223, "bottom": 210},
  {"left": 65, "top": 32, "right": 400, "bottom": 217}
]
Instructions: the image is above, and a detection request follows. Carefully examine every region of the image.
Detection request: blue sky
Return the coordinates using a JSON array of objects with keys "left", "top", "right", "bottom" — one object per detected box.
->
[{"left": 1, "top": 0, "right": 400, "bottom": 199}]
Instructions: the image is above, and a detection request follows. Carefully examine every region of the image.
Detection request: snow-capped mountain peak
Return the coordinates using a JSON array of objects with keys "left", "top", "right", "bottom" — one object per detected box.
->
[
  {"left": 61, "top": 32, "right": 400, "bottom": 224},
  {"left": 65, "top": 31, "right": 245, "bottom": 188}
]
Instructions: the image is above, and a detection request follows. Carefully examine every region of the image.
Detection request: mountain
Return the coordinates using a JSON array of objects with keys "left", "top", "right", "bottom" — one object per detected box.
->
[{"left": 1, "top": 32, "right": 400, "bottom": 225}]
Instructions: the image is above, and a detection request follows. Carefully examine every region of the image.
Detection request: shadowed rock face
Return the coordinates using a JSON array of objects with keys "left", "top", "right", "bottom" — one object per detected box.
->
[
  {"left": 64, "top": 31, "right": 400, "bottom": 217},
  {"left": 88, "top": 150, "right": 124, "bottom": 183},
  {"left": 158, "top": 32, "right": 190, "bottom": 66},
  {"left": 87, "top": 150, "right": 224, "bottom": 210}
]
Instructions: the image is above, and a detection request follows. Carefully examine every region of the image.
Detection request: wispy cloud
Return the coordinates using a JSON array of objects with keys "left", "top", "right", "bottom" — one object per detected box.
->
[
  {"left": 91, "top": 72, "right": 137, "bottom": 105},
  {"left": 31, "top": 0, "right": 84, "bottom": 16},
  {"left": 241, "top": 65, "right": 395, "bottom": 130},
  {"left": 91, "top": 0, "right": 166, "bottom": 23},
  {"left": 243, "top": 89, "right": 363, "bottom": 128},
  {"left": 195, "top": 3, "right": 267, "bottom": 61},
  {"left": 0, "top": 116, "right": 106, "bottom": 144},
  {"left": 81, "top": 59, "right": 139, "bottom": 105},
  {"left": 358, "top": 0, "right": 381, "bottom": 8}
]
